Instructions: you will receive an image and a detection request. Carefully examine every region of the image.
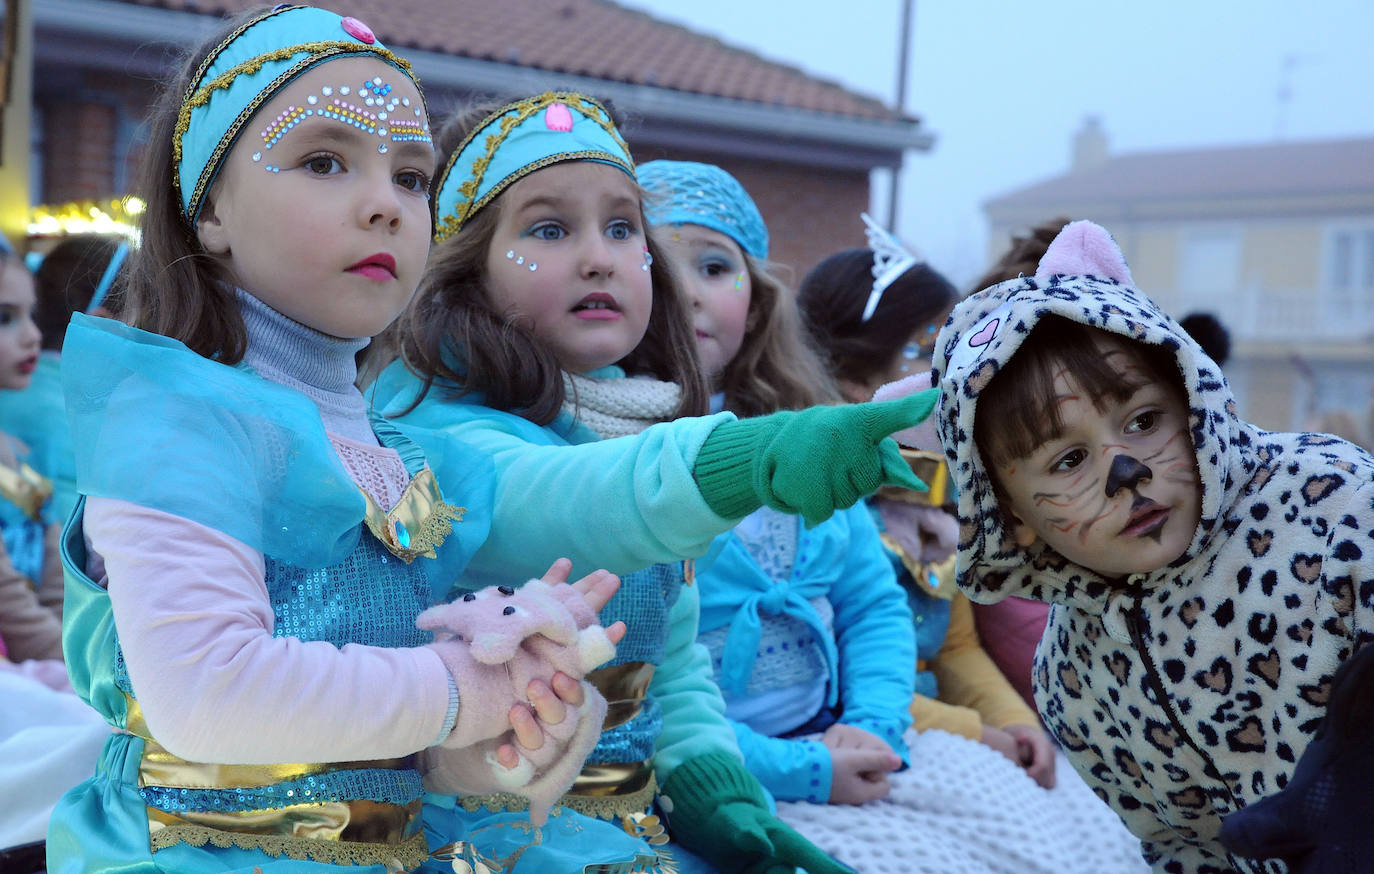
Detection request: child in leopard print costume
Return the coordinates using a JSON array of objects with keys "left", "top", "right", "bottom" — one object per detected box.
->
[{"left": 931, "top": 220, "right": 1374, "bottom": 874}]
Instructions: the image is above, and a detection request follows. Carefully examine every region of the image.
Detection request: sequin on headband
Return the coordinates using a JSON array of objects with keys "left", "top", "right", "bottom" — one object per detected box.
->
[
  {"left": 175, "top": 5, "right": 420, "bottom": 224},
  {"left": 638, "top": 160, "right": 769, "bottom": 260},
  {"left": 432, "top": 91, "right": 634, "bottom": 242}
]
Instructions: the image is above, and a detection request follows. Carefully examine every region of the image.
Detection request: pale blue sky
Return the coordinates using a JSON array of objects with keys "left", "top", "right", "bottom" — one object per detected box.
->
[{"left": 618, "top": 0, "right": 1374, "bottom": 287}]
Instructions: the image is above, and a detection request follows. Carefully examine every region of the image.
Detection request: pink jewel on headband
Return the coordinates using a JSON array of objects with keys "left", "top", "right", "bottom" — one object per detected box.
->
[
  {"left": 544, "top": 103, "right": 574, "bottom": 132},
  {"left": 341, "top": 16, "right": 376, "bottom": 44}
]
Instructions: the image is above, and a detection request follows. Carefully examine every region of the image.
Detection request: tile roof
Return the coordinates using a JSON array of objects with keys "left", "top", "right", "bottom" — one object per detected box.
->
[
  {"left": 987, "top": 137, "right": 1374, "bottom": 210},
  {"left": 115, "top": 0, "right": 905, "bottom": 121}
]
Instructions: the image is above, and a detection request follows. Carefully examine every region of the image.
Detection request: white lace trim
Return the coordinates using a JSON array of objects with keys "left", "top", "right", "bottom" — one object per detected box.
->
[{"left": 328, "top": 433, "right": 409, "bottom": 510}]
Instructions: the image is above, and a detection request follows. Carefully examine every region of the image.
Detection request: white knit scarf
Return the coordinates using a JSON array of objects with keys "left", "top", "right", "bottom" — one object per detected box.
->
[{"left": 561, "top": 371, "right": 681, "bottom": 439}]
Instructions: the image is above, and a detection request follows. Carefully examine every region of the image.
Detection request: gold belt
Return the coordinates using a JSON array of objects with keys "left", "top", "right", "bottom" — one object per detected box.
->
[
  {"left": 588, "top": 660, "right": 656, "bottom": 729},
  {"left": 127, "top": 696, "right": 424, "bottom": 867}
]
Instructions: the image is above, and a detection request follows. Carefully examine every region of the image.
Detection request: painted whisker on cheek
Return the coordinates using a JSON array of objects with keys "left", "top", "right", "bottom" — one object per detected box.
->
[
  {"left": 1144, "top": 431, "right": 1188, "bottom": 462},
  {"left": 1050, "top": 518, "right": 1080, "bottom": 534}
]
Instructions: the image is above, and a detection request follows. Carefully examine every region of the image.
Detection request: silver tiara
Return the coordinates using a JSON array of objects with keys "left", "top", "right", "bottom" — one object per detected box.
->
[{"left": 861, "top": 212, "right": 922, "bottom": 322}]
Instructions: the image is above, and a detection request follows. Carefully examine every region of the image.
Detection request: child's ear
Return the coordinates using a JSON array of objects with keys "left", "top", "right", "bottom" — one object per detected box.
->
[
  {"left": 1007, "top": 511, "right": 1039, "bottom": 548},
  {"left": 998, "top": 503, "right": 1039, "bottom": 548},
  {"left": 195, "top": 199, "right": 230, "bottom": 255}
]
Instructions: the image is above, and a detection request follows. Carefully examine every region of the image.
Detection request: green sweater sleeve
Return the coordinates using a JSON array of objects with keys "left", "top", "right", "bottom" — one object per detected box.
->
[{"left": 649, "top": 581, "right": 742, "bottom": 783}]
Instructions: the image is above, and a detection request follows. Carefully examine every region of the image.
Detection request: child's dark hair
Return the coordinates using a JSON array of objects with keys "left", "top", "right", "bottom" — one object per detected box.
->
[
  {"left": 974, "top": 315, "right": 1183, "bottom": 468},
  {"left": 797, "top": 248, "right": 958, "bottom": 389},
  {"left": 119, "top": 8, "right": 274, "bottom": 364},
  {"left": 972, "top": 217, "right": 1071, "bottom": 293},
  {"left": 35, "top": 234, "right": 126, "bottom": 350},
  {"left": 381, "top": 96, "right": 708, "bottom": 423},
  {"left": 717, "top": 256, "right": 840, "bottom": 415}
]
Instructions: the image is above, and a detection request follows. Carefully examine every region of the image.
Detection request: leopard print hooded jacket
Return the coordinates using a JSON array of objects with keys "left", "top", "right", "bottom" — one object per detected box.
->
[{"left": 930, "top": 221, "right": 1374, "bottom": 874}]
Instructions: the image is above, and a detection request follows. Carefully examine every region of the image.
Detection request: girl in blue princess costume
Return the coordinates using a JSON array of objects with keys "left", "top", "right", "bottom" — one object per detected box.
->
[
  {"left": 369, "top": 92, "right": 935, "bottom": 874},
  {"left": 645, "top": 162, "right": 1150, "bottom": 874},
  {"left": 46, "top": 8, "right": 627, "bottom": 873},
  {"left": 0, "top": 234, "right": 65, "bottom": 664}
]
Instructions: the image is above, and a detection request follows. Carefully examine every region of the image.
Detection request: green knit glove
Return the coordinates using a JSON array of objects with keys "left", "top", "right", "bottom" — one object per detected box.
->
[
  {"left": 659, "top": 753, "right": 854, "bottom": 874},
  {"left": 694, "top": 390, "right": 938, "bottom": 525}
]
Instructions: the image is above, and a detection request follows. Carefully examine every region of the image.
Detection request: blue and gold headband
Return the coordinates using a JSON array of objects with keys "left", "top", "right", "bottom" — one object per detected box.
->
[
  {"left": 638, "top": 159, "right": 769, "bottom": 260},
  {"left": 432, "top": 91, "right": 634, "bottom": 242},
  {"left": 175, "top": 4, "right": 417, "bottom": 224}
]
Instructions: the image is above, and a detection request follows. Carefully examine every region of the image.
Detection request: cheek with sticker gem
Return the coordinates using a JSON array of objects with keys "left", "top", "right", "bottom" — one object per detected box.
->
[
  {"left": 642, "top": 247, "right": 653, "bottom": 272},
  {"left": 734, "top": 272, "right": 745, "bottom": 292}
]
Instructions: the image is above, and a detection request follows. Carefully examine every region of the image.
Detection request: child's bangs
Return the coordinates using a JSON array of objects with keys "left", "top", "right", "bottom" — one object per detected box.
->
[{"left": 977, "top": 316, "right": 1175, "bottom": 465}]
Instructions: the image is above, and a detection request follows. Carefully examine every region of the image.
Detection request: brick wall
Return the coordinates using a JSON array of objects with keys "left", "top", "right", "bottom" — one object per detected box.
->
[{"left": 40, "top": 101, "right": 118, "bottom": 203}]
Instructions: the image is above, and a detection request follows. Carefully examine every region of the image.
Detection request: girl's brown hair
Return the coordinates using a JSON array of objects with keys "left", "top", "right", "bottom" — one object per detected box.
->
[
  {"left": 797, "top": 248, "right": 958, "bottom": 390},
  {"left": 378, "top": 97, "right": 708, "bottom": 424},
  {"left": 717, "top": 256, "right": 841, "bottom": 415},
  {"left": 119, "top": 10, "right": 275, "bottom": 363}
]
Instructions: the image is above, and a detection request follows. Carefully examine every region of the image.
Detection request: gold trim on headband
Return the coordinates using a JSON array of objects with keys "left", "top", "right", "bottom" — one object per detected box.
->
[
  {"left": 433, "top": 91, "right": 633, "bottom": 241},
  {"left": 174, "top": 41, "right": 414, "bottom": 220}
]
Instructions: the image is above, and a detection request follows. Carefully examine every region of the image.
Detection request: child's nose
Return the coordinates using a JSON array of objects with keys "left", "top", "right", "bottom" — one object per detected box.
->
[{"left": 1105, "top": 454, "right": 1153, "bottom": 497}]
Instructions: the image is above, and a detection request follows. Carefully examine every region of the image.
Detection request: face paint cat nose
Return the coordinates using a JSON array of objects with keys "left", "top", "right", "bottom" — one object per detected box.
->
[{"left": 1105, "top": 454, "right": 1153, "bottom": 497}]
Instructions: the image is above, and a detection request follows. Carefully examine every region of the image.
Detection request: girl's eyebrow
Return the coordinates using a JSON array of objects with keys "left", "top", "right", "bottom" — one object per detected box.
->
[{"left": 273, "top": 120, "right": 434, "bottom": 166}]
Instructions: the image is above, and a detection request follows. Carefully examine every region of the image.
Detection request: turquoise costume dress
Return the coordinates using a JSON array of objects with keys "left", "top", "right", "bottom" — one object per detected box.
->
[
  {"left": 46, "top": 315, "right": 494, "bottom": 874},
  {"left": 374, "top": 363, "right": 743, "bottom": 874},
  {"left": 0, "top": 352, "right": 77, "bottom": 523}
]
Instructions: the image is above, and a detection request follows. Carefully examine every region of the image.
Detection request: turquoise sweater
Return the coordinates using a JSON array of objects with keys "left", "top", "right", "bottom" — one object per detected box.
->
[
  {"left": 372, "top": 361, "right": 743, "bottom": 781},
  {"left": 695, "top": 503, "right": 915, "bottom": 802}
]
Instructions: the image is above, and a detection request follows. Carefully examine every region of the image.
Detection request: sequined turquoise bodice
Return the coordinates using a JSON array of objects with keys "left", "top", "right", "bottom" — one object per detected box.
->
[{"left": 584, "top": 560, "right": 683, "bottom": 765}]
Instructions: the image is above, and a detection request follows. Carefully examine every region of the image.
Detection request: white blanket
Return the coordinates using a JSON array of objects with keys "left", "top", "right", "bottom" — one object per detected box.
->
[
  {"left": 776, "top": 729, "right": 1149, "bottom": 874},
  {"left": 0, "top": 664, "right": 110, "bottom": 849}
]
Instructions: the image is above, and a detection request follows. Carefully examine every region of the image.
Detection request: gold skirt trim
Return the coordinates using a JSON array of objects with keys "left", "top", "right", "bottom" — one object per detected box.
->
[
  {"left": 146, "top": 798, "right": 421, "bottom": 845},
  {"left": 458, "top": 763, "right": 657, "bottom": 823},
  {"left": 148, "top": 822, "right": 428, "bottom": 870}
]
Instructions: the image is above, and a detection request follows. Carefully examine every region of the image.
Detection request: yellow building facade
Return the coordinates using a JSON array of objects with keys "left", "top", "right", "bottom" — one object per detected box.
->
[{"left": 985, "top": 123, "right": 1374, "bottom": 439}]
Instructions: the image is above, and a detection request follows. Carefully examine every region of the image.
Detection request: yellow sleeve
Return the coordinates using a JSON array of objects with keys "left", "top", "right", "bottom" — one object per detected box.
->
[
  {"left": 929, "top": 593, "right": 1038, "bottom": 729},
  {"left": 908, "top": 691, "right": 982, "bottom": 740}
]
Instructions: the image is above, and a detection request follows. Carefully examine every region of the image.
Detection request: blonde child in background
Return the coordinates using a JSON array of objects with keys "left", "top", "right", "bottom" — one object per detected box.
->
[
  {"left": 646, "top": 162, "right": 1147, "bottom": 874},
  {"left": 45, "top": 9, "right": 622, "bottom": 873},
  {"left": 371, "top": 91, "right": 933, "bottom": 873}
]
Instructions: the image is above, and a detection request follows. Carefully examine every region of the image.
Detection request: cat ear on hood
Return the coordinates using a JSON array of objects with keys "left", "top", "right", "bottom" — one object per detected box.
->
[{"left": 1035, "top": 220, "right": 1134, "bottom": 286}]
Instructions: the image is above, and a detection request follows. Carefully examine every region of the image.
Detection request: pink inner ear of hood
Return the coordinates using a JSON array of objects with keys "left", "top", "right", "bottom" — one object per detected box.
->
[{"left": 1035, "top": 220, "right": 1134, "bottom": 286}]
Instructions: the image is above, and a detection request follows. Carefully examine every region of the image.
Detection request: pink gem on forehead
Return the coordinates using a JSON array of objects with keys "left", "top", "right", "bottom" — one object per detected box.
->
[{"left": 340, "top": 16, "right": 375, "bottom": 44}]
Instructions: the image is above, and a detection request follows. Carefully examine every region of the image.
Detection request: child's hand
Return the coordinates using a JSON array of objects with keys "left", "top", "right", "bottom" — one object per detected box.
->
[
  {"left": 828, "top": 747, "right": 900, "bottom": 805},
  {"left": 493, "top": 558, "right": 626, "bottom": 768},
  {"left": 821, "top": 722, "right": 893, "bottom": 755},
  {"left": 823, "top": 723, "right": 901, "bottom": 805},
  {"left": 982, "top": 724, "right": 1056, "bottom": 789},
  {"left": 1004, "top": 723, "right": 1056, "bottom": 789}
]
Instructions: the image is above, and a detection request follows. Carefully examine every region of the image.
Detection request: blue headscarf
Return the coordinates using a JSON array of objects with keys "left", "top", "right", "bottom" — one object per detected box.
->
[{"left": 638, "top": 160, "right": 769, "bottom": 260}]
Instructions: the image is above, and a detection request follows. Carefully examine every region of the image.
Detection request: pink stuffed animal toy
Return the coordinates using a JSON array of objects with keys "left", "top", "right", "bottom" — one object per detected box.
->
[{"left": 418, "top": 579, "right": 616, "bottom": 826}]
